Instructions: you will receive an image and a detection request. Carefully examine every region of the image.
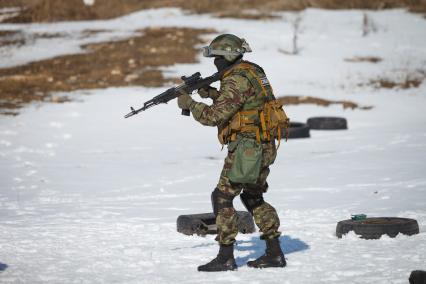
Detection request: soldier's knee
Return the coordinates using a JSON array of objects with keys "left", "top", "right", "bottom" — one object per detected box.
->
[
  {"left": 260, "top": 182, "right": 269, "bottom": 193},
  {"left": 240, "top": 191, "right": 265, "bottom": 214},
  {"left": 211, "top": 188, "right": 234, "bottom": 216}
]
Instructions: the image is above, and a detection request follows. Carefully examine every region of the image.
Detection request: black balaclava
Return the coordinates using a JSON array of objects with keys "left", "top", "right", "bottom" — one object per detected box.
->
[{"left": 214, "top": 55, "right": 242, "bottom": 72}]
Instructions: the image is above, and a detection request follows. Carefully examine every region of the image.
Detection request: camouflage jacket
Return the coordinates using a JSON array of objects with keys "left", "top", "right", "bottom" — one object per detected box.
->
[{"left": 189, "top": 60, "right": 274, "bottom": 142}]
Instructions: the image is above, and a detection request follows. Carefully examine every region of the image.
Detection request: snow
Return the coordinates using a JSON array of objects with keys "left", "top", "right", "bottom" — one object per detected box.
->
[
  {"left": 1, "top": 8, "right": 426, "bottom": 284},
  {"left": 0, "top": 7, "right": 20, "bottom": 23},
  {"left": 83, "top": 0, "right": 95, "bottom": 6}
]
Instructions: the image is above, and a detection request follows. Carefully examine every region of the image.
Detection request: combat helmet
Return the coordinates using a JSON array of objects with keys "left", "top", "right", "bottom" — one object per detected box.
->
[{"left": 202, "top": 34, "right": 252, "bottom": 62}]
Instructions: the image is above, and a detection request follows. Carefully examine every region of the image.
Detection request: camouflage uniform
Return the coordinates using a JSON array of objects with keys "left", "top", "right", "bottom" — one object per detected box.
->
[{"left": 189, "top": 61, "right": 281, "bottom": 246}]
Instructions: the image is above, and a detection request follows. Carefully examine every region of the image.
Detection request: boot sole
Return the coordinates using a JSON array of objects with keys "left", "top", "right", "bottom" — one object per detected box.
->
[
  {"left": 247, "top": 262, "right": 286, "bottom": 269},
  {"left": 198, "top": 266, "right": 238, "bottom": 272}
]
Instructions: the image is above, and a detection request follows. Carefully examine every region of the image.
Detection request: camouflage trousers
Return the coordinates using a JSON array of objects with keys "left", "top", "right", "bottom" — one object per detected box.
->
[{"left": 214, "top": 139, "right": 281, "bottom": 245}]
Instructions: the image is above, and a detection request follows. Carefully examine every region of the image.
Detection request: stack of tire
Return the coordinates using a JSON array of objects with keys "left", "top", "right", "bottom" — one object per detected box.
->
[{"left": 285, "top": 116, "right": 348, "bottom": 139}]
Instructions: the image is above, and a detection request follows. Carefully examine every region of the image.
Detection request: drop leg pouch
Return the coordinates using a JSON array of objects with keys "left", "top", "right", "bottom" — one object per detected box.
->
[{"left": 227, "top": 138, "right": 262, "bottom": 184}]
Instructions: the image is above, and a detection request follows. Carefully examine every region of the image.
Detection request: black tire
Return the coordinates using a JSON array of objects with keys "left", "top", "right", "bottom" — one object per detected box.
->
[
  {"left": 0, "top": 262, "right": 7, "bottom": 272},
  {"left": 177, "top": 211, "right": 256, "bottom": 236},
  {"left": 283, "top": 122, "right": 310, "bottom": 139},
  {"left": 409, "top": 270, "right": 426, "bottom": 284},
  {"left": 307, "top": 116, "right": 348, "bottom": 130},
  {"left": 336, "top": 217, "right": 419, "bottom": 239}
]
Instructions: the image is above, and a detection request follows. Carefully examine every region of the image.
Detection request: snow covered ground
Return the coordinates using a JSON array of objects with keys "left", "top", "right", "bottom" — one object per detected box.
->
[{"left": 1, "top": 8, "right": 426, "bottom": 283}]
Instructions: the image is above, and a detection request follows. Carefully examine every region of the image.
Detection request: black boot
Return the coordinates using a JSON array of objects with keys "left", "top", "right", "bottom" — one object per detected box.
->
[
  {"left": 198, "top": 244, "right": 237, "bottom": 272},
  {"left": 247, "top": 237, "right": 286, "bottom": 268}
]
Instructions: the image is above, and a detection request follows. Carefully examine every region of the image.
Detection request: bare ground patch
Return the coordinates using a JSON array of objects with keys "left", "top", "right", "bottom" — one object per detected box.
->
[
  {"left": 2, "top": 0, "right": 426, "bottom": 23},
  {"left": 0, "top": 27, "right": 214, "bottom": 115},
  {"left": 0, "top": 30, "right": 67, "bottom": 49},
  {"left": 0, "top": 30, "right": 25, "bottom": 47},
  {"left": 345, "top": 56, "right": 383, "bottom": 63},
  {"left": 364, "top": 70, "right": 426, "bottom": 89},
  {"left": 0, "top": 30, "right": 19, "bottom": 37},
  {"left": 278, "top": 96, "right": 373, "bottom": 110}
]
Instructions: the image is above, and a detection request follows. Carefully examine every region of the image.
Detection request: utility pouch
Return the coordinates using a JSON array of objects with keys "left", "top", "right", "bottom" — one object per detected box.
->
[{"left": 228, "top": 138, "right": 262, "bottom": 184}]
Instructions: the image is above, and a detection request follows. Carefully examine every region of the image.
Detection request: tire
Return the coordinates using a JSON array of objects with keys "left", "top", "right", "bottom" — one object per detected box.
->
[
  {"left": 0, "top": 262, "right": 7, "bottom": 272},
  {"left": 409, "top": 270, "right": 426, "bottom": 284},
  {"left": 307, "top": 116, "right": 348, "bottom": 130},
  {"left": 177, "top": 211, "right": 256, "bottom": 236},
  {"left": 336, "top": 217, "right": 419, "bottom": 239},
  {"left": 283, "top": 122, "right": 310, "bottom": 139}
]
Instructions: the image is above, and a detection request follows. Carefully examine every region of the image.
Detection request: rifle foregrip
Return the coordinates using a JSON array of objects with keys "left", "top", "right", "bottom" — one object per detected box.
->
[{"left": 181, "top": 109, "right": 190, "bottom": 116}]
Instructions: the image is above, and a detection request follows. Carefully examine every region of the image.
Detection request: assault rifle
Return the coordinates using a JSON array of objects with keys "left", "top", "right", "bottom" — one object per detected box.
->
[{"left": 124, "top": 71, "right": 222, "bottom": 118}]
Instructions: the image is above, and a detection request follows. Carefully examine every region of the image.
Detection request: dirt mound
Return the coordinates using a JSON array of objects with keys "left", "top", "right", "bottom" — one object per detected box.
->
[{"left": 3, "top": 0, "right": 426, "bottom": 23}]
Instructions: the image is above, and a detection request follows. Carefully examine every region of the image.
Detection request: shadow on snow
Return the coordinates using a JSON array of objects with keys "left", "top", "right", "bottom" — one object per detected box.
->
[
  {"left": 0, "top": 262, "right": 8, "bottom": 272},
  {"left": 171, "top": 235, "right": 309, "bottom": 267},
  {"left": 234, "top": 235, "right": 309, "bottom": 267}
]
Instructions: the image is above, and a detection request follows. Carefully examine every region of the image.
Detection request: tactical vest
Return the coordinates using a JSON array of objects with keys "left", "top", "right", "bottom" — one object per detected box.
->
[{"left": 218, "top": 61, "right": 290, "bottom": 147}]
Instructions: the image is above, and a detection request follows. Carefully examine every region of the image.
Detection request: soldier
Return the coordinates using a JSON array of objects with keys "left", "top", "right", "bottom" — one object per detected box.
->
[{"left": 177, "top": 34, "right": 288, "bottom": 272}]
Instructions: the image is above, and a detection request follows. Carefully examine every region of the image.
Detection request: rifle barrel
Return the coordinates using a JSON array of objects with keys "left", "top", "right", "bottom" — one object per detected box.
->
[{"left": 124, "top": 70, "right": 223, "bottom": 118}]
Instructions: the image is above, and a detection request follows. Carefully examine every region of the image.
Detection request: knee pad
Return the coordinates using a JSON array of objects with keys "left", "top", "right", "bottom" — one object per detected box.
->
[
  {"left": 211, "top": 188, "right": 234, "bottom": 216},
  {"left": 261, "top": 182, "right": 269, "bottom": 193},
  {"left": 240, "top": 191, "right": 264, "bottom": 214}
]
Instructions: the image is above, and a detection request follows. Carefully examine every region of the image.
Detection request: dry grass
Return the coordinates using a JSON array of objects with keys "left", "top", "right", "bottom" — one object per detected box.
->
[
  {"left": 0, "top": 30, "right": 68, "bottom": 48},
  {"left": 0, "top": 30, "right": 18, "bottom": 37},
  {"left": 369, "top": 77, "right": 424, "bottom": 89},
  {"left": 365, "top": 70, "right": 426, "bottom": 89},
  {"left": 2, "top": 0, "right": 426, "bottom": 23},
  {"left": 277, "top": 95, "right": 373, "bottom": 110},
  {"left": 345, "top": 56, "right": 383, "bottom": 63},
  {"left": 0, "top": 27, "right": 214, "bottom": 115},
  {"left": 0, "top": 30, "right": 25, "bottom": 47}
]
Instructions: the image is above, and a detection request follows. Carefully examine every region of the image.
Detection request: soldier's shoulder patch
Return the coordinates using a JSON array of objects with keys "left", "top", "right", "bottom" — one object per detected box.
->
[{"left": 260, "top": 76, "right": 270, "bottom": 86}]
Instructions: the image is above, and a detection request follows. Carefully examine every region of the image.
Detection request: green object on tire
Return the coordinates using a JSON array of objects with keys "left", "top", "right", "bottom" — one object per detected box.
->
[{"left": 351, "top": 214, "right": 367, "bottom": 221}]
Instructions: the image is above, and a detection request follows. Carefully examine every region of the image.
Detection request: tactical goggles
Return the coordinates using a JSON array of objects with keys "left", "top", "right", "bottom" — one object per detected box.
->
[{"left": 202, "top": 46, "right": 242, "bottom": 58}]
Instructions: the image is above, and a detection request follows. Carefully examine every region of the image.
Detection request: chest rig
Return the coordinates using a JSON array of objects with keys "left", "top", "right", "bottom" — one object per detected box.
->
[{"left": 218, "top": 61, "right": 290, "bottom": 148}]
